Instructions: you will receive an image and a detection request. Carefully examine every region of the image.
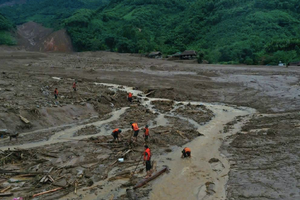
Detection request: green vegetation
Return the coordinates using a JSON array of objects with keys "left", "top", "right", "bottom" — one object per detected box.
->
[
  {"left": 1, "top": 0, "right": 300, "bottom": 64},
  {"left": 0, "top": 13, "right": 15, "bottom": 45},
  {"left": 0, "top": 0, "right": 109, "bottom": 29},
  {"left": 63, "top": 0, "right": 300, "bottom": 64}
]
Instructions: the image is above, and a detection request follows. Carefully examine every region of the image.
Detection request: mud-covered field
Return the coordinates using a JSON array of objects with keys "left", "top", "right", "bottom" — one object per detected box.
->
[{"left": 1, "top": 49, "right": 300, "bottom": 199}]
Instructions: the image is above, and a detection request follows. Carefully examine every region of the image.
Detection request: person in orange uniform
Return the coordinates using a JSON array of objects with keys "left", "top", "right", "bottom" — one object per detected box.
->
[
  {"left": 143, "top": 125, "right": 150, "bottom": 143},
  {"left": 131, "top": 122, "right": 139, "bottom": 142},
  {"left": 73, "top": 81, "right": 77, "bottom": 92},
  {"left": 54, "top": 88, "right": 58, "bottom": 99},
  {"left": 181, "top": 147, "right": 191, "bottom": 158},
  {"left": 111, "top": 128, "right": 122, "bottom": 143},
  {"left": 128, "top": 92, "right": 133, "bottom": 103},
  {"left": 143, "top": 145, "right": 152, "bottom": 178}
]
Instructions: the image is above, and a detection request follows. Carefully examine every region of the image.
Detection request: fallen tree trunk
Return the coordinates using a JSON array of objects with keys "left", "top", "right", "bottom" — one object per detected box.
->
[
  {"left": 133, "top": 167, "right": 167, "bottom": 189},
  {"left": 126, "top": 189, "right": 138, "bottom": 200}
]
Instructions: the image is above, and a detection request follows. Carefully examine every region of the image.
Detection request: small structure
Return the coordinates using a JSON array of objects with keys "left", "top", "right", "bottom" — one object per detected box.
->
[
  {"left": 179, "top": 50, "right": 197, "bottom": 59},
  {"left": 288, "top": 61, "right": 300, "bottom": 66},
  {"left": 172, "top": 52, "right": 182, "bottom": 58},
  {"left": 148, "top": 52, "right": 162, "bottom": 58},
  {"left": 171, "top": 50, "right": 197, "bottom": 60}
]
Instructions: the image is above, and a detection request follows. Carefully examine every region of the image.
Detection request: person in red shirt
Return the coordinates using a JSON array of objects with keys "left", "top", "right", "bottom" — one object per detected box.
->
[
  {"left": 143, "top": 145, "right": 152, "bottom": 178},
  {"left": 143, "top": 125, "right": 150, "bottom": 143},
  {"left": 54, "top": 88, "right": 58, "bottom": 99},
  {"left": 128, "top": 92, "right": 133, "bottom": 103},
  {"left": 181, "top": 147, "right": 191, "bottom": 158},
  {"left": 73, "top": 81, "right": 77, "bottom": 92},
  {"left": 131, "top": 122, "right": 139, "bottom": 142},
  {"left": 111, "top": 128, "right": 122, "bottom": 143}
]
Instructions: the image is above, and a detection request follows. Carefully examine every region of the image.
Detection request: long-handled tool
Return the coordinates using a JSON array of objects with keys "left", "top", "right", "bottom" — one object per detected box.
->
[{"left": 131, "top": 154, "right": 143, "bottom": 177}]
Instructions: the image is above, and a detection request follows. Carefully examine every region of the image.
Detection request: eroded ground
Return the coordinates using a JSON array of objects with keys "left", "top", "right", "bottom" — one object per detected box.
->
[{"left": 0, "top": 49, "right": 300, "bottom": 199}]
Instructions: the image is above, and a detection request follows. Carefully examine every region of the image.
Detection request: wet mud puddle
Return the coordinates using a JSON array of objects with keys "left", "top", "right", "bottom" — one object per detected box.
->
[{"left": 1, "top": 82, "right": 256, "bottom": 200}]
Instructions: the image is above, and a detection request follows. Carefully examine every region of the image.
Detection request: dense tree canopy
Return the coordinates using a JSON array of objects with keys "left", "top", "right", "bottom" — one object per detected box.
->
[{"left": 1, "top": 0, "right": 300, "bottom": 64}]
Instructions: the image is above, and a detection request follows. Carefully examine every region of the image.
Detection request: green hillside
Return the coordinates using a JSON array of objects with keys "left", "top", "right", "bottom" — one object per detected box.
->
[
  {"left": 1, "top": 0, "right": 300, "bottom": 64},
  {"left": 63, "top": 0, "right": 300, "bottom": 64},
  {"left": 0, "top": 13, "right": 15, "bottom": 45}
]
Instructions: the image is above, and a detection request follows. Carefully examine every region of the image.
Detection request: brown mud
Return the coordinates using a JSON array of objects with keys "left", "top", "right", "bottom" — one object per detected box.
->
[{"left": 0, "top": 49, "right": 300, "bottom": 199}]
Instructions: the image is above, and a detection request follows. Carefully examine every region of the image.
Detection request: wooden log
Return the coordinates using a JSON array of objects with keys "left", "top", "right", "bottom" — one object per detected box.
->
[
  {"left": 32, "top": 187, "right": 63, "bottom": 198},
  {"left": 15, "top": 174, "right": 37, "bottom": 178},
  {"left": 0, "top": 170, "right": 44, "bottom": 175},
  {"left": 1, "top": 153, "right": 13, "bottom": 161},
  {"left": 176, "top": 130, "right": 187, "bottom": 139},
  {"left": 82, "top": 184, "right": 99, "bottom": 191},
  {"left": 126, "top": 189, "right": 138, "bottom": 200},
  {"left": 133, "top": 167, "right": 167, "bottom": 189},
  {"left": 19, "top": 115, "right": 30, "bottom": 124},
  {"left": 0, "top": 193, "right": 13, "bottom": 197},
  {"left": 0, "top": 185, "right": 11, "bottom": 193},
  {"left": 145, "top": 90, "right": 155, "bottom": 97}
]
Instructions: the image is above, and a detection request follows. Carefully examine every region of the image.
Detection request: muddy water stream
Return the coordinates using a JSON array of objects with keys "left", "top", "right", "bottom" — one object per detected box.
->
[
  {"left": 1, "top": 83, "right": 255, "bottom": 199},
  {"left": 0, "top": 107, "right": 128, "bottom": 151}
]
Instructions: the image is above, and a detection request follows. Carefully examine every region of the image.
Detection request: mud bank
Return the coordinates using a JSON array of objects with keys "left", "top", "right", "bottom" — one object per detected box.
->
[
  {"left": 222, "top": 113, "right": 300, "bottom": 200},
  {"left": 1, "top": 50, "right": 300, "bottom": 200}
]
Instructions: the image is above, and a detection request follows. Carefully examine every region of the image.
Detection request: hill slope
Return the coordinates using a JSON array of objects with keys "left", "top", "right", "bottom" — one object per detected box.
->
[
  {"left": 1, "top": 0, "right": 300, "bottom": 64},
  {"left": 63, "top": 0, "right": 300, "bottom": 64}
]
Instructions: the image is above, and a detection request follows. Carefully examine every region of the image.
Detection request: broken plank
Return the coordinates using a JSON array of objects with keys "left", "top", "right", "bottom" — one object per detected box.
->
[
  {"left": 0, "top": 185, "right": 11, "bottom": 193},
  {"left": 133, "top": 167, "right": 167, "bottom": 189},
  {"left": 176, "top": 130, "right": 187, "bottom": 139},
  {"left": 19, "top": 115, "right": 30, "bottom": 124}
]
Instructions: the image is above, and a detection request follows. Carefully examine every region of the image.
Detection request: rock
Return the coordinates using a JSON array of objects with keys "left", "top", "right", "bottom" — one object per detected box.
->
[
  {"left": 86, "top": 179, "right": 94, "bottom": 187},
  {"left": 165, "top": 148, "right": 172, "bottom": 152},
  {"left": 197, "top": 132, "right": 204, "bottom": 136},
  {"left": 53, "top": 178, "right": 68, "bottom": 188},
  {"left": 208, "top": 158, "right": 220, "bottom": 163},
  {"left": 84, "top": 170, "right": 93, "bottom": 178}
]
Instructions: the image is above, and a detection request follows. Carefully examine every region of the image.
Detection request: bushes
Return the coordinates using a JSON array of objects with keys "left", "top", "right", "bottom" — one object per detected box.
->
[{"left": 0, "top": 31, "right": 16, "bottom": 45}]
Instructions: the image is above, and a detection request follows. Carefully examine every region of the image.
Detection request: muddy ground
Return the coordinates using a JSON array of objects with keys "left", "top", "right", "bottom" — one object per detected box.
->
[{"left": 0, "top": 49, "right": 300, "bottom": 199}]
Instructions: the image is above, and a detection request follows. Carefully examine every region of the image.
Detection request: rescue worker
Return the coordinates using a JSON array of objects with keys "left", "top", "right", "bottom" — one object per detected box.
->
[
  {"left": 131, "top": 122, "right": 139, "bottom": 142},
  {"left": 143, "top": 125, "right": 150, "bottom": 142},
  {"left": 143, "top": 145, "right": 152, "bottom": 178},
  {"left": 128, "top": 92, "right": 133, "bottom": 103},
  {"left": 73, "top": 81, "right": 77, "bottom": 91},
  {"left": 181, "top": 147, "right": 191, "bottom": 158},
  {"left": 111, "top": 128, "right": 122, "bottom": 143},
  {"left": 54, "top": 88, "right": 58, "bottom": 99}
]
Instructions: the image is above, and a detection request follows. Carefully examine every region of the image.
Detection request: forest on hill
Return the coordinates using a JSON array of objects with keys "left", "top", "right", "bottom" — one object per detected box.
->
[{"left": 1, "top": 0, "right": 300, "bottom": 64}]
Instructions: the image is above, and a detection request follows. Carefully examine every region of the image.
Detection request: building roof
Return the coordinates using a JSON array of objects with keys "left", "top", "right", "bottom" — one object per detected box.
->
[
  {"left": 172, "top": 52, "right": 182, "bottom": 57},
  {"left": 148, "top": 51, "right": 162, "bottom": 56},
  {"left": 180, "top": 50, "right": 197, "bottom": 56}
]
